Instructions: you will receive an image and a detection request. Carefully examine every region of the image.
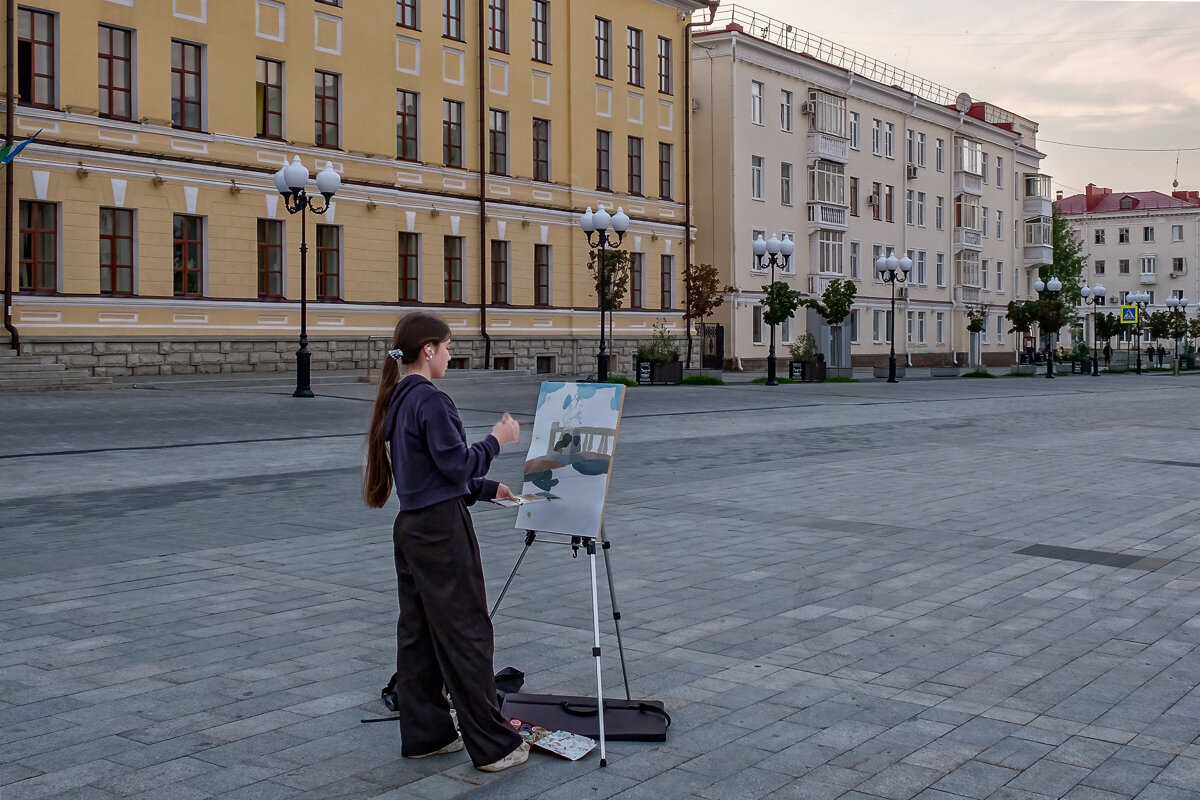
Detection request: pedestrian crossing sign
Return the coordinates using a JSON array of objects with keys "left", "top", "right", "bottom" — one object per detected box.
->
[{"left": 1121, "top": 305, "right": 1139, "bottom": 323}]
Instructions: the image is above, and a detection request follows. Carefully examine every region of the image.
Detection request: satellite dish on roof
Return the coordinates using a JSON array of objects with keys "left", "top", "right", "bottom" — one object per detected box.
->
[{"left": 955, "top": 92, "right": 972, "bottom": 113}]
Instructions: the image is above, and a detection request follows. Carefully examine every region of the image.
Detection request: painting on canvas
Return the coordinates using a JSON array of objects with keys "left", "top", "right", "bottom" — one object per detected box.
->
[{"left": 516, "top": 382, "right": 625, "bottom": 537}]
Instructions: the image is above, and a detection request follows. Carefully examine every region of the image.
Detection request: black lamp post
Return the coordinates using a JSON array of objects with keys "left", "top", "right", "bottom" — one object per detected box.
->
[
  {"left": 1128, "top": 291, "right": 1151, "bottom": 375},
  {"left": 273, "top": 156, "right": 340, "bottom": 398},
  {"left": 579, "top": 206, "right": 630, "bottom": 383},
  {"left": 1081, "top": 282, "right": 1105, "bottom": 377},
  {"left": 874, "top": 249, "right": 912, "bottom": 383},
  {"left": 1034, "top": 276, "right": 1062, "bottom": 379},
  {"left": 1166, "top": 294, "right": 1189, "bottom": 368},
  {"left": 752, "top": 233, "right": 795, "bottom": 387}
]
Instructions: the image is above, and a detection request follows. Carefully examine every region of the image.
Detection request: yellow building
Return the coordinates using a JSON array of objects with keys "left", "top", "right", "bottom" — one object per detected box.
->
[{"left": 1, "top": 0, "right": 708, "bottom": 377}]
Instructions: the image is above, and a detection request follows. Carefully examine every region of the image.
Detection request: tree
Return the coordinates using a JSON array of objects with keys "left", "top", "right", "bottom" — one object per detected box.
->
[
  {"left": 1044, "top": 205, "right": 1088, "bottom": 308},
  {"left": 587, "top": 248, "right": 630, "bottom": 311},
  {"left": 1146, "top": 310, "right": 1172, "bottom": 342},
  {"left": 965, "top": 303, "right": 989, "bottom": 334},
  {"left": 1094, "top": 311, "right": 1124, "bottom": 343},
  {"left": 799, "top": 279, "right": 857, "bottom": 326},
  {"left": 761, "top": 280, "right": 804, "bottom": 327},
  {"left": 683, "top": 262, "right": 733, "bottom": 368},
  {"left": 1005, "top": 300, "right": 1038, "bottom": 336}
]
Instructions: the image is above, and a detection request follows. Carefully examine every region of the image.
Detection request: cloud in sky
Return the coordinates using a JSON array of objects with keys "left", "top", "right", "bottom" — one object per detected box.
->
[{"left": 734, "top": 0, "right": 1200, "bottom": 196}]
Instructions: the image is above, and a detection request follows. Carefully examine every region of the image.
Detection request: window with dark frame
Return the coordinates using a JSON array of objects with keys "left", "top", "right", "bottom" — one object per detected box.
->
[
  {"left": 490, "top": 240, "right": 509, "bottom": 304},
  {"left": 627, "top": 27, "right": 643, "bottom": 86},
  {"left": 315, "top": 0, "right": 341, "bottom": 5},
  {"left": 98, "top": 25, "right": 132, "bottom": 121},
  {"left": 316, "top": 224, "right": 340, "bottom": 300},
  {"left": 531, "top": 0, "right": 549, "bottom": 63},
  {"left": 489, "top": 109, "right": 508, "bottom": 175},
  {"left": 596, "top": 130, "right": 611, "bottom": 191},
  {"left": 443, "top": 0, "right": 463, "bottom": 39},
  {"left": 489, "top": 0, "right": 508, "bottom": 52},
  {"left": 534, "top": 244, "right": 551, "bottom": 306},
  {"left": 19, "top": 201, "right": 56, "bottom": 292},
  {"left": 396, "top": 89, "right": 418, "bottom": 161},
  {"left": 398, "top": 232, "right": 419, "bottom": 301},
  {"left": 444, "top": 236, "right": 463, "bottom": 302},
  {"left": 255, "top": 57, "right": 283, "bottom": 139},
  {"left": 396, "top": 0, "right": 418, "bottom": 29},
  {"left": 627, "top": 135, "right": 643, "bottom": 196},
  {"left": 172, "top": 214, "right": 203, "bottom": 297},
  {"left": 100, "top": 207, "right": 134, "bottom": 296},
  {"left": 658, "top": 142, "right": 673, "bottom": 200},
  {"left": 17, "top": 8, "right": 55, "bottom": 109},
  {"left": 256, "top": 219, "right": 283, "bottom": 299},
  {"left": 594, "top": 17, "right": 611, "bottom": 78},
  {"left": 657, "top": 36, "right": 672, "bottom": 94},
  {"left": 532, "top": 118, "right": 550, "bottom": 182},
  {"left": 660, "top": 254, "right": 673, "bottom": 309},
  {"left": 314, "top": 70, "right": 340, "bottom": 148},
  {"left": 629, "top": 253, "right": 643, "bottom": 308},
  {"left": 443, "top": 99, "right": 463, "bottom": 167},
  {"left": 171, "top": 40, "right": 203, "bottom": 131}
]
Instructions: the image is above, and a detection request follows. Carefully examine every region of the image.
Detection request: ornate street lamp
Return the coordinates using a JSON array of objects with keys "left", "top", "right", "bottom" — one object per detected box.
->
[
  {"left": 1034, "top": 276, "right": 1062, "bottom": 379},
  {"left": 874, "top": 249, "right": 912, "bottom": 383},
  {"left": 752, "top": 233, "right": 795, "bottom": 386},
  {"left": 579, "top": 206, "right": 629, "bottom": 382},
  {"left": 1081, "top": 283, "right": 1105, "bottom": 376},
  {"left": 273, "top": 156, "right": 340, "bottom": 398},
  {"left": 1165, "top": 294, "right": 1189, "bottom": 369},
  {"left": 1127, "top": 290, "right": 1151, "bottom": 374}
]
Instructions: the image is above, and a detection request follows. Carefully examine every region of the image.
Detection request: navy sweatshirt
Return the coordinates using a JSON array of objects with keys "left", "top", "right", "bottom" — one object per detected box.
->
[{"left": 384, "top": 374, "right": 500, "bottom": 510}]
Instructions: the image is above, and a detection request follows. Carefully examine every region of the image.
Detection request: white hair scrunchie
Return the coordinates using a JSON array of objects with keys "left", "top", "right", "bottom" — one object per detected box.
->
[{"left": 388, "top": 348, "right": 404, "bottom": 362}]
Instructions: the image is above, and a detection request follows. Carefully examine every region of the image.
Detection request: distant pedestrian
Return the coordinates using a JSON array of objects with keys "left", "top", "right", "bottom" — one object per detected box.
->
[
  {"left": 1147, "top": 344, "right": 1156, "bottom": 365},
  {"left": 1103, "top": 342, "right": 1112, "bottom": 366},
  {"left": 1157, "top": 345, "right": 1166, "bottom": 367}
]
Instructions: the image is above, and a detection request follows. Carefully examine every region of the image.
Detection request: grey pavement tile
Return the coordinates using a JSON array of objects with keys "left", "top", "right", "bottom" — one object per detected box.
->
[
  {"left": 1080, "top": 757, "right": 1164, "bottom": 796},
  {"left": 930, "top": 761, "right": 1019, "bottom": 799}
]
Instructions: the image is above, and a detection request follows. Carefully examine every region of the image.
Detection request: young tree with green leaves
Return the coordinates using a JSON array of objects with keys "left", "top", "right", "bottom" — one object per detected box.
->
[
  {"left": 798, "top": 279, "right": 857, "bottom": 366},
  {"left": 683, "top": 262, "right": 733, "bottom": 369}
]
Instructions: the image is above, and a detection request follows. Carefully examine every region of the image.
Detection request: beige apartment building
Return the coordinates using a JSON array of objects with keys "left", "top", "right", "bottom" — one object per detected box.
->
[
  {"left": 1, "top": 0, "right": 707, "bottom": 377},
  {"left": 691, "top": 6, "right": 1052, "bottom": 370}
]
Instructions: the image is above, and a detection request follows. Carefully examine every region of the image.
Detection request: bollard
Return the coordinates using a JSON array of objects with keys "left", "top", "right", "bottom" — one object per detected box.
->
[{"left": 1174, "top": 358, "right": 1180, "bottom": 376}]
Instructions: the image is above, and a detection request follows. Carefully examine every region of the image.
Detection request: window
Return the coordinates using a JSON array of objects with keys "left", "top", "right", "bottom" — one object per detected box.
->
[
  {"left": 627, "top": 136, "right": 643, "bottom": 195},
  {"left": 916, "top": 251, "right": 927, "bottom": 285},
  {"left": 594, "top": 17, "right": 611, "bottom": 78},
  {"left": 1173, "top": 257, "right": 1186, "bottom": 274},
  {"left": 780, "top": 163, "right": 792, "bottom": 206},
  {"left": 443, "top": 0, "right": 463, "bottom": 40},
  {"left": 1144, "top": 226, "right": 1155, "bottom": 243},
  {"left": 936, "top": 138, "right": 944, "bottom": 171},
  {"left": 627, "top": 27, "right": 642, "bottom": 86},
  {"left": 18, "top": 201, "right": 56, "bottom": 292},
  {"left": 256, "top": 219, "right": 282, "bottom": 299},
  {"left": 849, "top": 309, "right": 859, "bottom": 343},
  {"left": 936, "top": 252, "right": 946, "bottom": 287},
  {"left": 398, "top": 232, "right": 419, "bottom": 301},
  {"left": 905, "top": 189, "right": 914, "bottom": 225},
  {"left": 596, "top": 130, "right": 611, "bottom": 191},
  {"left": 884, "top": 122, "right": 894, "bottom": 158},
  {"left": 849, "top": 177, "right": 858, "bottom": 217},
  {"left": 981, "top": 153, "right": 989, "bottom": 184},
  {"left": 1119, "top": 259, "right": 1130, "bottom": 274},
  {"left": 443, "top": 99, "right": 463, "bottom": 167},
  {"left": 314, "top": 70, "right": 339, "bottom": 148},
  {"left": 906, "top": 130, "right": 915, "bottom": 165},
  {"left": 917, "top": 132, "right": 926, "bottom": 166},
  {"left": 533, "top": 118, "right": 551, "bottom": 182},
  {"left": 316, "top": 0, "right": 341, "bottom": 5},
  {"left": 997, "top": 260, "right": 1004, "bottom": 292},
  {"left": 979, "top": 311, "right": 987, "bottom": 343},
  {"left": 397, "top": 0, "right": 418, "bottom": 29},
  {"left": 1095, "top": 259, "right": 1106, "bottom": 275},
  {"left": 871, "top": 119, "right": 882, "bottom": 155},
  {"left": 444, "top": 236, "right": 463, "bottom": 302},
  {"left": 780, "top": 317, "right": 792, "bottom": 346},
  {"left": 753, "top": 304, "right": 765, "bottom": 345},
  {"left": 1119, "top": 227, "right": 1129, "bottom": 243},
  {"left": 657, "top": 37, "right": 672, "bottom": 94},
  {"left": 996, "top": 156, "right": 1004, "bottom": 187},
  {"left": 982, "top": 258, "right": 989, "bottom": 289},
  {"left": 489, "top": 109, "right": 508, "bottom": 175},
  {"left": 171, "top": 40, "right": 203, "bottom": 131},
  {"left": 658, "top": 143, "right": 673, "bottom": 199},
  {"left": 489, "top": 0, "right": 508, "bottom": 52},
  {"left": 849, "top": 241, "right": 861, "bottom": 279},
  {"left": 982, "top": 207, "right": 989, "bottom": 238},
  {"left": 629, "top": 253, "right": 644, "bottom": 307},
  {"left": 660, "top": 255, "right": 673, "bottom": 308},
  {"left": 917, "top": 311, "right": 926, "bottom": 343},
  {"left": 872, "top": 310, "right": 884, "bottom": 343},
  {"left": 750, "top": 80, "right": 763, "bottom": 124},
  {"left": 396, "top": 90, "right": 419, "bottom": 161},
  {"left": 98, "top": 25, "right": 133, "bottom": 121},
  {"left": 955, "top": 138, "right": 981, "bottom": 175},
  {"left": 1141, "top": 255, "right": 1156, "bottom": 275},
  {"left": 997, "top": 210, "right": 1003, "bottom": 240},
  {"left": 818, "top": 231, "right": 843, "bottom": 274},
  {"left": 752, "top": 229, "right": 767, "bottom": 271},
  {"left": 936, "top": 196, "right": 944, "bottom": 230},
  {"left": 531, "top": 0, "right": 549, "bottom": 62},
  {"left": 316, "top": 224, "right": 340, "bottom": 300},
  {"left": 1095, "top": 229, "right": 1105, "bottom": 245},
  {"left": 255, "top": 58, "right": 283, "bottom": 139},
  {"left": 172, "top": 214, "right": 203, "bottom": 297},
  {"left": 780, "top": 90, "right": 793, "bottom": 132},
  {"left": 1172, "top": 224, "right": 1184, "bottom": 242},
  {"left": 884, "top": 185, "right": 894, "bottom": 222},
  {"left": 870, "top": 181, "right": 881, "bottom": 221},
  {"left": 17, "top": 8, "right": 55, "bottom": 109},
  {"left": 490, "top": 240, "right": 509, "bottom": 304},
  {"left": 917, "top": 192, "right": 926, "bottom": 227},
  {"left": 810, "top": 161, "right": 845, "bottom": 204},
  {"left": 936, "top": 312, "right": 945, "bottom": 343},
  {"left": 750, "top": 155, "right": 763, "bottom": 200},
  {"left": 100, "top": 207, "right": 134, "bottom": 296},
  {"left": 849, "top": 112, "right": 859, "bottom": 149},
  {"left": 534, "top": 244, "right": 551, "bottom": 305}
]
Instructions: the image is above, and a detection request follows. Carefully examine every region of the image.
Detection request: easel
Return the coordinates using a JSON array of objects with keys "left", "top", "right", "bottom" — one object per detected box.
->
[{"left": 489, "top": 524, "right": 629, "bottom": 767}]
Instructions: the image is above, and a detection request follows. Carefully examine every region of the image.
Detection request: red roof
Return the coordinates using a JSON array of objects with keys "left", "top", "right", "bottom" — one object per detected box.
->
[{"left": 1057, "top": 184, "right": 1200, "bottom": 214}]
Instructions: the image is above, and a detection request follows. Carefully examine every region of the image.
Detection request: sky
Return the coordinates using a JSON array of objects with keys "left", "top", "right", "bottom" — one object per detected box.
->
[{"left": 731, "top": 0, "right": 1200, "bottom": 199}]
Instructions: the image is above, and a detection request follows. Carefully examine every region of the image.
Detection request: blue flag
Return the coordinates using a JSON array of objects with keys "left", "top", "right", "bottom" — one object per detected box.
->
[{"left": 0, "top": 130, "right": 40, "bottom": 166}]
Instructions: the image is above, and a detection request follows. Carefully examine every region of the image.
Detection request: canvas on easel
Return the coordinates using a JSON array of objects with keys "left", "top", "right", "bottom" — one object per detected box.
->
[{"left": 516, "top": 382, "right": 625, "bottom": 537}]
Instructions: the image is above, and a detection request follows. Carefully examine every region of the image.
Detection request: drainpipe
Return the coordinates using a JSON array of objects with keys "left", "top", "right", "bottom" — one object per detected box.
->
[
  {"left": 476, "top": 1, "right": 491, "bottom": 368},
  {"left": 902, "top": 96, "right": 916, "bottom": 366},
  {"left": 3, "top": 0, "right": 19, "bottom": 350},
  {"left": 682, "top": 1, "right": 719, "bottom": 368}
]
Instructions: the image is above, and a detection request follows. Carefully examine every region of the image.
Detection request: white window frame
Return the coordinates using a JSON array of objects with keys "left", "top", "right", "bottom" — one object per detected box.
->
[
  {"left": 884, "top": 122, "right": 894, "bottom": 158},
  {"left": 849, "top": 241, "right": 860, "bottom": 279},
  {"left": 872, "top": 118, "right": 882, "bottom": 156},
  {"left": 750, "top": 155, "right": 764, "bottom": 200},
  {"left": 780, "top": 89, "right": 792, "bottom": 132},
  {"left": 849, "top": 111, "right": 859, "bottom": 150},
  {"left": 752, "top": 303, "right": 764, "bottom": 344},
  {"left": 750, "top": 80, "right": 763, "bottom": 125},
  {"left": 780, "top": 162, "right": 792, "bottom": 206}
]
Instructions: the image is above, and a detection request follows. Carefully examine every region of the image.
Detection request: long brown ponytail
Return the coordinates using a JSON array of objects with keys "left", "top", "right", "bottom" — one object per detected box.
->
[{"left": 363, "top": 313, "right": 452, "bottom": 507}]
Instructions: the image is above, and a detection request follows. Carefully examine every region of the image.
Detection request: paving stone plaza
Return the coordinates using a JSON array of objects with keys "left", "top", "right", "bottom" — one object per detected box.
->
[{"left": 3, "top": 372, "right": 1200, "bottom": 800}]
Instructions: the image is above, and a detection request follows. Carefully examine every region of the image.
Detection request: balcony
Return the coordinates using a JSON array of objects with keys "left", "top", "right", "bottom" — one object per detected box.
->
[
  {"left": 953, "top": 171, "right": 983, "bottom": 197},
  {"left": 953, "top": 227, "right": 982, "bottom": 251},
  {"left": 807, "top": 201, "right": 848, "bottom": 231},
  {"left": 1140, "top": 273, "right": 1157, "bottom": 285},
  {"left": 955, "top": 286, "right": 980, "bottom": 304},
  {"left": 1023, "top": 244, "right": 1053, "bottom": 266},
  {"left": 807, "top": 131, "right": 849, "bottom": 164},
  {"left": 808, "top": 274, "right": 833, "bottom": 295},
  {"left": 1023, "top": 195, "right": 1053, "bottom": 218}
]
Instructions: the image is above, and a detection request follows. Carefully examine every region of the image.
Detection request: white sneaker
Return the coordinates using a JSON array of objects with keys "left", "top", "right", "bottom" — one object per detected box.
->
[
  {"left": 408, "top": 735, "right": 464, "bottom": 759},
  {"left": 478, "top": 741, "right": 530, "bottom": 772}
]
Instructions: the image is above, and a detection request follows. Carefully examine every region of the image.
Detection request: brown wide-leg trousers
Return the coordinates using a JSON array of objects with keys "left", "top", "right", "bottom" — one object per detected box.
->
[{"left": 392, "top": 497, "right": 522, "bottom": 767}]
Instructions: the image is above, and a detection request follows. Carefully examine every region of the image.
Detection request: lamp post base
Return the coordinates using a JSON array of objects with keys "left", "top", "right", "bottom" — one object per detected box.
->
[
  {"left": 597, "top": 352, "right": 608, "bottom": 383},
  {"left": 1092, "top": 356, "right": 1099, "bottom": 377},
  {"left": 294, "top": 345, "right": 314, "bottom": 398},
  {"left": 887, "top": 353, "right": 898, "bottom": 383}
]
